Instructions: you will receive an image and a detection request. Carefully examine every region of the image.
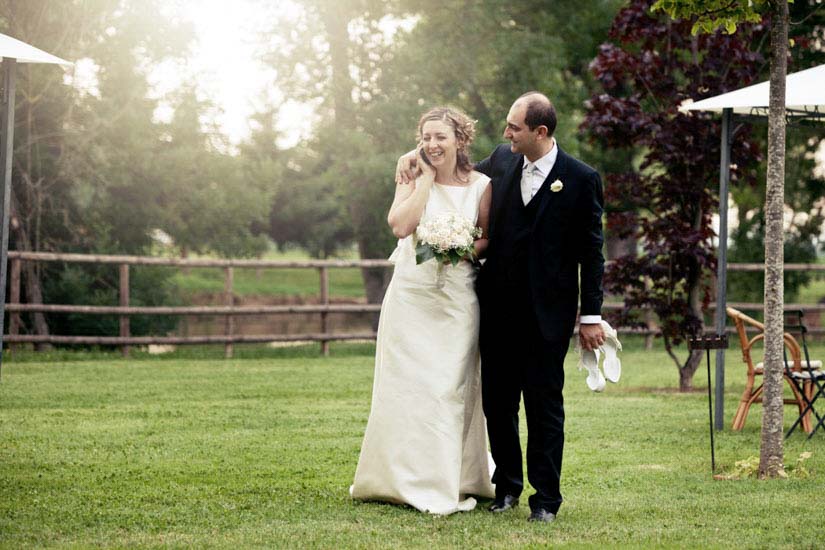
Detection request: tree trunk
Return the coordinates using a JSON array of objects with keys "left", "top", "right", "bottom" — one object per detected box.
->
[
  {"left": 663, "top": 334, "right": 702, "bottom": 392},
  {"left": 318, "top": 2, "right": 391, "bottom": 321},
  {"left": 181, "top": 246, "right": 190, "bottom": 276},
  {"left": 320, "top": 4, "right": 354, "bottom": 129},
  {"left": 9, "top": 200, "right": 51, "bottom": 350},
  {"left": 759, "top": 0, "right": 788, "bottom": 479},
  {"left": 678, "top": 268, "right": 705, "bottom": 391},
  {"left": 679, "top": 350, "right": 702, "bottom": 391}
]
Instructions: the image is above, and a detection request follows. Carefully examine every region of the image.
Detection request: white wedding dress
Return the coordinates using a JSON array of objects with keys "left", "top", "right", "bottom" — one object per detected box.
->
[{"left": 350, "top": 173, "right": 495, "bottom": 515}]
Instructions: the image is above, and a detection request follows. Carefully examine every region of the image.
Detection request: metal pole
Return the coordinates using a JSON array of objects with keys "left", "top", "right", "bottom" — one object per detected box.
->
[
  {"left": 714, "top": 107, "right": 732, "bottom": 430},
  {"left": 0, "top": 59, "right": 16, "bottom": 380},
  {"left": 706, "top": 348, "right": 716, "bottom": 472}
]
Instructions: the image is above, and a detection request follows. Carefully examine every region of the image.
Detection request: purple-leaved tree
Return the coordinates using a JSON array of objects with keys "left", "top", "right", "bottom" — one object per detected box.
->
[{"left": 581, "top": 0, "right": 764, "bottom": 391}]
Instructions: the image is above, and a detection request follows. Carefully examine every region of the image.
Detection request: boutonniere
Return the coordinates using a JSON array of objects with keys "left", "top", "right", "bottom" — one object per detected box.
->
[{"left": 550, "top": 179, "right": 564, "bottom": 192}]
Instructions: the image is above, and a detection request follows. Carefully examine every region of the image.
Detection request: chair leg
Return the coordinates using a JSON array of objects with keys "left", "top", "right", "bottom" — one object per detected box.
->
[
  {"left": 733, "top": 384, "right": 761, "bottom": 431},
  {"left": 732, "top": 400, "right": 748, "bottom": 430},
  {"left": 802, "top": 381, "right": 813, "bottom": 434},
  {"left": 786, "top": 376, "right": 812, "bottom": 434},
  {"left": 803, "top": 381, "right": 814, "bottom": 434}
]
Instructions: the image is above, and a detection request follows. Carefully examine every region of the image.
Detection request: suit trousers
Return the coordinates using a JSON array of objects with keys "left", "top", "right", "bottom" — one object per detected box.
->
[{"left": 480, "top": 291, "right": 569, "bottom": 514}]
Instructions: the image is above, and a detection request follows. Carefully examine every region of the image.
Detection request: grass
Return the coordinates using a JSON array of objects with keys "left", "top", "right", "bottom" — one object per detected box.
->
[
  {"left": 2, "top": 340, "right": 825, "bottom": 549},
  {"left": 797, "top": 275, "right": 825, "bottom": 305},
  {"left": 171, "top": 267, "right": 367, "bottom": 299},
  {"left": 170, "top": 247, "right": 368, "bottom": 299}
]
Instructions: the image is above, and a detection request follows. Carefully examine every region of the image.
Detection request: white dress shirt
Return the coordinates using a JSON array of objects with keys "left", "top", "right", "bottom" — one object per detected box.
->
[{"left": 521, "top": 141, "right": 601, "bottom": 325}]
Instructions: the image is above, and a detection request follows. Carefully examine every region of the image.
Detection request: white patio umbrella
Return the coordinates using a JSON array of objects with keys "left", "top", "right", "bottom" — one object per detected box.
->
[
  {"left": 682, "top": 64, "right": 825, "bottom": 118},
  {"left": 0, "top": 34, "right": 71, "bottom": 378},
  {"left": 680, "top": 63, "right": 825, "bottom": 429}
]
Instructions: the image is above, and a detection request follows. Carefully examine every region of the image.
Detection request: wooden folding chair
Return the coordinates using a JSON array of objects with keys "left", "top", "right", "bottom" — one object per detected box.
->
[{"left": 726, "top": 307, "right": 821, "bottom": 433}]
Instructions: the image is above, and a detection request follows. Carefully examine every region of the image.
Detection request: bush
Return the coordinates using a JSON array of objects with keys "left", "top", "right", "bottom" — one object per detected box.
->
[{"left": 40, "top": 263, "right": 180, "bottom": 342}]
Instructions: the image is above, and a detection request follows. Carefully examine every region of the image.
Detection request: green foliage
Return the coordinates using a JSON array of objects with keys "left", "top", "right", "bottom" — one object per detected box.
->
[
  {"left": 728, "top": 123, "right": 825, "bottom": 306},
  {"left": 2, "top": 341, "right": 825, "bottom": 547},
  {"left": 155, "top": 87, "right": 272, "bottom": 259},
  {"left": 41, "top": 264, "right": 180, "bottom": 340},
  {"left": 0, "top": 0, "right": 196, "bottom": 339},
  {"left": 652, "top": 0, "right": 766, "bottom": 35},
  {"left": 0, "top": 1, "right": 274, "bottom": 340},
  {"left": 715, "top": 451, "right": 813, "bottom": 480},
  {"left": 265, "top": 146, "right": 359, "bottom": 259},
  {"left": 10, "top": 0, "right": 196, "bottom": 255},
  {"left": 728, "top": 210, "right": 820, "bottom": 304}
]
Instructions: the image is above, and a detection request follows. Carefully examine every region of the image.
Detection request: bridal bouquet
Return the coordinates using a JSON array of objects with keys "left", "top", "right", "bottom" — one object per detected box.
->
[{"left": 415, "top": 212, "right": 481, "bottom": 266}]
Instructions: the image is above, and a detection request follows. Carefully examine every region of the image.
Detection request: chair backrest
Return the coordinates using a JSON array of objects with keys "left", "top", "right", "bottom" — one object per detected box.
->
[
  {"left": 783, "top": 310, "right": 815, "bottom": 372},
  {"left": 726, "top": 306, "right": 804, "bottom": 372}
]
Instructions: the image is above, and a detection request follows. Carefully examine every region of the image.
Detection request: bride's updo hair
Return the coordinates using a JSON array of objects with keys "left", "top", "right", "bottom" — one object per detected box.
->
[{"left": 417, "top": 106, "right": 476, "bottom": 181}]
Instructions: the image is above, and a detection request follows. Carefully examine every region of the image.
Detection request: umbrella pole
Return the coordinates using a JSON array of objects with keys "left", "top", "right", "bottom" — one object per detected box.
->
[
  {"left": 0, "top": 58, "right": 16, "bottom": 381},
  {"left": 713, "top": 107, "right": 732, "bottom": 430}
]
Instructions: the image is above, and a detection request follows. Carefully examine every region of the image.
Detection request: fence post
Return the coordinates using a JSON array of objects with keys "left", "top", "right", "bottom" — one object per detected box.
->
[
  {"left": 224, "top": 266, "right": 234, "bottom": 359},
  {"left": 319, "top": 266, "right": 329, "bottom": 356},
  {"left": 119, "top": 263, "right": 130, "bottom": 357},
  {"left": 8, "top": 257, "right": 20, "bottom": 351}
]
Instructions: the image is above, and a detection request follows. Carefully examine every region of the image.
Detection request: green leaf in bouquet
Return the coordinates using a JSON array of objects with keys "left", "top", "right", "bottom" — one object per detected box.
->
[
  {"left": 448, "top": 249, "right": 462, "bottom": 266},
  {"left": 415, "top": 243, "right": 435, "bottom": 264}
]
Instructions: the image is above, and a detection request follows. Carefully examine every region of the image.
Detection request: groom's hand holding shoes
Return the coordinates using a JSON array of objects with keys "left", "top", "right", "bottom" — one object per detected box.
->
[{"left": 579, "top": 323, "right": 605, "bottom": 351}]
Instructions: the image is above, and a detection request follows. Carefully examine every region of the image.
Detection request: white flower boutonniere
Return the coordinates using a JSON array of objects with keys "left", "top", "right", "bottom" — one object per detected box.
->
[{"left": 550, "top": 179, "right": 564, "bottom": 192}]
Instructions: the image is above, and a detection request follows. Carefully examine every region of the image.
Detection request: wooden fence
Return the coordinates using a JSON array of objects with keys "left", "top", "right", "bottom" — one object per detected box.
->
[{"left": 4, "top": 251, "right": 825, "bottom": 357}]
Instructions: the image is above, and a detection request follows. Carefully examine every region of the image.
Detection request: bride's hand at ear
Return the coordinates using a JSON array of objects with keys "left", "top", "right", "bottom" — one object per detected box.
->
[{"left": 395, "top": 149, "right": 422, "bottom": 184}]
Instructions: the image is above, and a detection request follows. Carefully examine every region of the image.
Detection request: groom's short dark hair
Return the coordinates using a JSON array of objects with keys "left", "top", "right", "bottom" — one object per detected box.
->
[{"left": 518, "top": 91, "right": 557, "bottom": 136}]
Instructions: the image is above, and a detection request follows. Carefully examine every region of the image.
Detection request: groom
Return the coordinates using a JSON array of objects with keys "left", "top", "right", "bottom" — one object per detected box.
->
[{"left": 473, "top": 92, "right": 605, "bottom": 523}]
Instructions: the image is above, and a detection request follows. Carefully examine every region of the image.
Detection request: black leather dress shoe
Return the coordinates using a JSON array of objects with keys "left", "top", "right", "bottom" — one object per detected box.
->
[
  {"left": 527, "top": 509, "right": 557, "bottom": 523},
  {"left": 488, "top": 494, "right": 519, "bottom": 513}
]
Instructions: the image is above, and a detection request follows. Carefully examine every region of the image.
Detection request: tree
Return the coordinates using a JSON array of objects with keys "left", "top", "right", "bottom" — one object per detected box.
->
[
  {"left": 258, "top": 0, "right": 402, "bottom": 306},
  {"left": 582, "top": 0, "right": 763, "bottom": 390},
  {"left": 0, "top": 0, "right": 194, "bottom": 342},
  {"left": 154, "top": 86, "right": 272, "bottom": 259},
  {"left": 652, "top": 0, "right": 792, "bottom": 478},
  {"left": 260, "top": 0, "right": 625, "bottom": 304}
]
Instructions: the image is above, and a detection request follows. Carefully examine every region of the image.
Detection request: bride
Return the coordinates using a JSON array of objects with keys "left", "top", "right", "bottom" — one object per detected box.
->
[{"left": 350, "top": 106, "right": 495, "bottom": 514}]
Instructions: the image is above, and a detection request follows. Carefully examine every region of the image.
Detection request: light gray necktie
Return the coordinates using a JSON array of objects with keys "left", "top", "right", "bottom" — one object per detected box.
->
[{"left": 528, "top": 164, "right": 542, "bottom": 198}]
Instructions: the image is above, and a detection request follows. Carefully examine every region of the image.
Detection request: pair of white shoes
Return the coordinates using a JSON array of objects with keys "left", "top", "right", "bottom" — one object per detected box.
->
[{"left": 576, "top": 320, "right": 622, "bottom": 392}]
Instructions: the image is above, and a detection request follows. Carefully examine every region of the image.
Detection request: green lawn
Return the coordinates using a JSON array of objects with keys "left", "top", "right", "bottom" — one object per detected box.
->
[
  {"left": 171, "top": 266, "right": 367, "bottom": 299},
  {"left": 2, "top": 341, "right": 825, "bottom": 549},
  {"left": 170, "top": 248, "right": 369, "bottom": 299},
  {"left": 167, "top": 246, "right": 825, "bottom": 305},
  {"left": 797, "top": 275, "right": 825, "bottom": 305}
]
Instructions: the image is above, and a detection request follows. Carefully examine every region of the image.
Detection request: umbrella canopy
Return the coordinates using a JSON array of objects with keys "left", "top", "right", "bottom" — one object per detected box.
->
[
  {"left": 0, "top": 33, "right": 72, "bottom": 66},
  {"left": 680, "top": 64, "right": 825, "bottom": 118}
]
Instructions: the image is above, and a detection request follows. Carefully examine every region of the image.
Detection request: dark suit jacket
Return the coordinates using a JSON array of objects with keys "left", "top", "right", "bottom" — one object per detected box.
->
[{"left": 475, "top": 144, "right": 605, "bottom": 340}]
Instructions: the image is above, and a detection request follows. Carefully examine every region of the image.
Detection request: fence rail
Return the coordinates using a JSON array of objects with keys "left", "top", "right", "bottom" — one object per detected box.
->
[{"left": 5, "top": 251, "right": 825, "bottom": 354}]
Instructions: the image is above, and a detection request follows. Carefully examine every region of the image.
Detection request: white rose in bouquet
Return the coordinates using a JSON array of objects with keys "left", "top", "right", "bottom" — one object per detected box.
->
[{"left": 415, "top": 212, "right": 481, "bottom": 266}]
